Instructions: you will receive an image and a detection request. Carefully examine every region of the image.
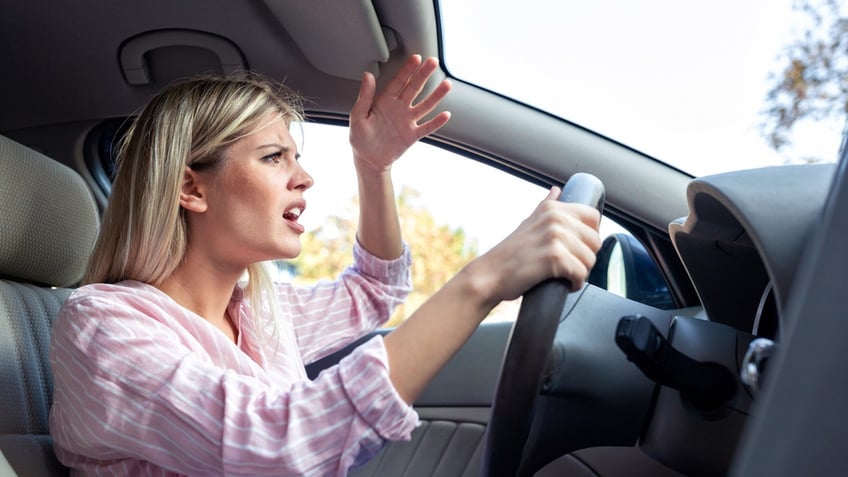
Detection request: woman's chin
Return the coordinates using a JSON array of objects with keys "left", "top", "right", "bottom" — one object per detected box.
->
[{"left": 277, "top": 243, "right": 302, "bottom": 260}]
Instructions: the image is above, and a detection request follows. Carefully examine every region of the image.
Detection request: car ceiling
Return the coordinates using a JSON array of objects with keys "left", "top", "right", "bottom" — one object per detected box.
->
[
  {"left": 0, "top": 0, "right": 386, "bottom": 130},
  {"left": 0, "top": 0, "right": 692, "bottom": 235}
]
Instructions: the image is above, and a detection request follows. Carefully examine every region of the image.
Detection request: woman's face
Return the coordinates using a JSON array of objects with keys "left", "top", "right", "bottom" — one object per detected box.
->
[{"left": 188, "top": 113, "right": 314, "bottom": 268}]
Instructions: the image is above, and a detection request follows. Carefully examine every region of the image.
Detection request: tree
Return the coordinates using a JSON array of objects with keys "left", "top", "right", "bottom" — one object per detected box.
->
[
  {"left": 762, "top": 0, "right": 848, "bottom": 157},
  {"left": 289, "top": 185, "right": 479, "bottom": 327}
]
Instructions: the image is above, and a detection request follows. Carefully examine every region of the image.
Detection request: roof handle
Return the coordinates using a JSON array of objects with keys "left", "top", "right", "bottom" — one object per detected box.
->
[{"left": 119, "top": 29, "right": 247, "bottom": 85}]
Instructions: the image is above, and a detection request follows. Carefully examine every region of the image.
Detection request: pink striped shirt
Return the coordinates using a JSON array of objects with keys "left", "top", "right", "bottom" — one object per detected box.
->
[{"left": 49, "top": 242, "right": 417, "bottom": 476}]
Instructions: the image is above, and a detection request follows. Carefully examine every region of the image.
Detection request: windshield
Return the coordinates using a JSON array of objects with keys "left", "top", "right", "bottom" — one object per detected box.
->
[{"left": 438, "top": 0, "right": 845, "bottom": 177}]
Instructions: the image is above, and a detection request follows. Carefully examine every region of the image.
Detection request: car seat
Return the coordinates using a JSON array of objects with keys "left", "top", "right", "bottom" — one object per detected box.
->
[{"left": 0, "top": 134, "right": 99, "bottom": 476}]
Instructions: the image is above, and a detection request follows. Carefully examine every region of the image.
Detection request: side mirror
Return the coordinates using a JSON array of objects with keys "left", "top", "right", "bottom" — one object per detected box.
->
[{"left": 588, "top": 233, "right": 674, "bottom": 309}]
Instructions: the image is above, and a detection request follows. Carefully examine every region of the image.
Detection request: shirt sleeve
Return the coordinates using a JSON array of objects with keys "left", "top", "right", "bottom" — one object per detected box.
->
[
  {"left": 282, "top": 240, "right": 413, "bottom": 365},
  {"left": 49, "top": 291, "right": 418, "bottom": 477}
]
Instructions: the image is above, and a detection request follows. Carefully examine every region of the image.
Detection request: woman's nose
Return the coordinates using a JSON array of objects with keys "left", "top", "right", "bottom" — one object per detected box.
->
[{"left": 291, "top": 162, "right": 314, "bottom": 190}]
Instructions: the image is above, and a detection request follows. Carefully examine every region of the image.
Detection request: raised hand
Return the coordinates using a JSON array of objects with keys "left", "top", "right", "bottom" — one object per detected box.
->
[{"left": 349, "top": 55, "right": 452, "bottom": 173}]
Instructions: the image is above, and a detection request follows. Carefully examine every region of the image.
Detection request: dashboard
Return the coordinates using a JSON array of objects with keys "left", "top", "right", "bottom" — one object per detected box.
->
[{"left": 669, "top": 163, "right": 836, "bottom": 338}]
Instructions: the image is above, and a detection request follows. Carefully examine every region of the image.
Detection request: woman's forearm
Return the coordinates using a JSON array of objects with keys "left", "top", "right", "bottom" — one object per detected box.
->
[
  {"left": 383, "top": 259, "right": 499, "bottom": 404},
  {"left": 354, "top": 163, "right": 403, "bottom": 260}
]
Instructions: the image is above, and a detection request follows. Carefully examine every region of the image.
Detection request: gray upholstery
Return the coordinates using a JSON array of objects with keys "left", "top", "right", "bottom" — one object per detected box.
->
[
  {"left": 0, "top": 135, "right": 97, "bottom": 476},
  {"left": 0, "top": 136, "right": 98, "bottom": 287},
  {"left": 350, "top": 420, "right": 485, "bottom": 477}
]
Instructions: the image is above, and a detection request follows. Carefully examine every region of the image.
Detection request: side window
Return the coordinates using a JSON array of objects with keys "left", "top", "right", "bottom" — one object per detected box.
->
[
  {"left": 290, "top": 122, "right": 542, "bottom": 326},
  {"left": 290, "top": 122, "right": 675, "bottom": 326}
]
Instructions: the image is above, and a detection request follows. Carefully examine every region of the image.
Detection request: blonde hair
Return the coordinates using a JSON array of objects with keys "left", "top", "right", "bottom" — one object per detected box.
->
[{"left": 85, "top": 72, "right": 304, "bottom": 338}]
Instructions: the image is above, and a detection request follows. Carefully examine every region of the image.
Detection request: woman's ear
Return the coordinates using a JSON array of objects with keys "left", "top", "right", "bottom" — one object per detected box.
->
[{"left": 180, "top": 166, "right": 208, "bottom": 213}]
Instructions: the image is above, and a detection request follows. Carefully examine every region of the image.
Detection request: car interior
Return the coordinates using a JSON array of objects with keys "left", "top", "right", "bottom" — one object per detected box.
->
[{"left": 2, "top": 1, "right": 847, "bottom": 476}]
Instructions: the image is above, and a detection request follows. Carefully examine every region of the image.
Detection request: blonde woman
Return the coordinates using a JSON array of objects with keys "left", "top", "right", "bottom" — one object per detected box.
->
[{"left": 49, "top": 55, "right": 601, "bottom": 476}]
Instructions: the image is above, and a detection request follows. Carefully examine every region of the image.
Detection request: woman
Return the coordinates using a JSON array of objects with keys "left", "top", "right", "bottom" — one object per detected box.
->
[{"left": 49, "top": 55, "right": 601, "bottom": 476}]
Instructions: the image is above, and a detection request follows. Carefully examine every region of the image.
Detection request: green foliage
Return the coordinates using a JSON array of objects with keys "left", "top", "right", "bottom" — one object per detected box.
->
[{"left": 762, "top": 0, "right": 848, "bottom": 153}]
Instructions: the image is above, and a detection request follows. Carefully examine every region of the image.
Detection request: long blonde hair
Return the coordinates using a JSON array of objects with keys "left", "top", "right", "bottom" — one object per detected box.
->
[{"left": 85, "top": 72, "right": 304, "bottom": 334}]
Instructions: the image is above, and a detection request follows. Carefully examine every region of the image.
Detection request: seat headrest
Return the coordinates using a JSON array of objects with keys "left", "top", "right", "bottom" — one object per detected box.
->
[{"left": 0, "top": 135, "right": 99, "bottom": 287}]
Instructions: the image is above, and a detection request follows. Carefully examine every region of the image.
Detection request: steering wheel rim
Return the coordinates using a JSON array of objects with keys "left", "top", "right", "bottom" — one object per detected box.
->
[
  {"left": 482, "top": 278, "right": 573, "bottom": 477},
  {"left": 482, "top": 173, "right": 605, "bottom": 477}
]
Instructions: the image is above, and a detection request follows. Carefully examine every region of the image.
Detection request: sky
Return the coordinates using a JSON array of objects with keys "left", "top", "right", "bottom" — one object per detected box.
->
[
  {"left": 299, "top": 0, "right": 846, "bottom": 253},
  {"left": 440, "top": 0, "right": 845, "bottom": 176}
]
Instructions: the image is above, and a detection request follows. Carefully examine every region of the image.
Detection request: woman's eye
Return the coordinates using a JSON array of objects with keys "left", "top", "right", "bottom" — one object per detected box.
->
[{"left": 263, "top": 152, "right": 282, "bottom": 163}]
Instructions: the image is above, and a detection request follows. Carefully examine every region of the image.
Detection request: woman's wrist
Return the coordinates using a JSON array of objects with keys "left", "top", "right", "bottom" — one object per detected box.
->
[
  {"left": 455, "top": 257, "right": 502, "bottom": 315},
  {"left": 353, "top": 152, "right": 393, "bottom": 176}
]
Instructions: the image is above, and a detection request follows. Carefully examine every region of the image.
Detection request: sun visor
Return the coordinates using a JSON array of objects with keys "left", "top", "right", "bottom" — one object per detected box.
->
[{"left": 263, "top": 0, "right": 392, "bottom": 80}]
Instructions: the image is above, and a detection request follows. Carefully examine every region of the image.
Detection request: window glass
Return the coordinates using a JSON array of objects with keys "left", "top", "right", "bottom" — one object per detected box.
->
[
  {"left": 437, "top": 0, "right": 844, "bottom": 177},
  {"left": 291, "top": 122, "right": 541, "bottom": 325},
  {"left": 288, "top": 122, "right": 672, "bottom": 325}
]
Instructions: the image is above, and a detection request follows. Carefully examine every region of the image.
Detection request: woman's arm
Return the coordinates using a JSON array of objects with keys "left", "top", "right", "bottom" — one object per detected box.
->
[
  {"left": 348, "top": 55, "right": 451, "bottom": 260},
  {"left": 348, "top": 56, "right": 602, "bottom": 404},
  {"left": 283, "top": 56, "right": 449, "bottom": 362},
  {"left": 49, "top": 287, "right": 416, "bottom": 476},
  {"left": 385, "top": 189, "right": 603, "bottom": 404},
  {"left": 285, "top": 241, "right": 413, "bottom": 364}
]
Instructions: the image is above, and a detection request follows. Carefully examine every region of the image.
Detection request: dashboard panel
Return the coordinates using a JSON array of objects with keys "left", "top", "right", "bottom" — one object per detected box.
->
[{"left": 669, "top": 163, "right": 836, "bottom": 336}]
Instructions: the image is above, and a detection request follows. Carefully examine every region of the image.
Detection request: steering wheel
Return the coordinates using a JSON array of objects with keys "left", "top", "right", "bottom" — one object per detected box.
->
[{"left": 482, "top": 173, "right": 605, "bottom": 477}]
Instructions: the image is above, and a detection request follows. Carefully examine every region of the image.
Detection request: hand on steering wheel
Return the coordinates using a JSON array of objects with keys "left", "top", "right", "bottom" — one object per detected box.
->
[{"left": 482, "top": 173, "right": 605, "bottom": 477}]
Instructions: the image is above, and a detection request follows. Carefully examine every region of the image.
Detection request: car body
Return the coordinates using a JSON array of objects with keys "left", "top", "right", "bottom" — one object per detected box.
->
[{"left": 1, "top": 1, "right": 846, "bottom": 476}]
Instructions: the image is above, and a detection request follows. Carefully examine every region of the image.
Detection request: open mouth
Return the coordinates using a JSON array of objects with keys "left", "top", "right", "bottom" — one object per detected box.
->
[{"left": 283, "top": 206, "right": 302, "bottom": 222}]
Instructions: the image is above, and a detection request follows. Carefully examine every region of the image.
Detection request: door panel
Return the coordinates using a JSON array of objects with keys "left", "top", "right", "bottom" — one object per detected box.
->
[{"left": 306, "top": 321, "right": 512, "bottom": 477}]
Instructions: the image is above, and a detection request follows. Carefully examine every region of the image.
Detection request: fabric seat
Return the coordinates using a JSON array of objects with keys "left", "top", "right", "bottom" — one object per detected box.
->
[{"left": 0, "top": 135, "right": 99, "bottom": 476}]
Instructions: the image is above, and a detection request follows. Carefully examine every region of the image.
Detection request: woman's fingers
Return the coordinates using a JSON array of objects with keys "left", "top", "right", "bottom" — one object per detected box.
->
[
  {"left": 351, "top": 71, "right": 377, "bottom": 120},
  {"left": 414, "top": 111, "right": 452, "bottom": 138},
  {"left": 410, "top": 78, "right": 452, "bottom": 122},
  {"left": 528, "top": 200, "right": 602, "bottom": 288},
  {"left": 386, "top": 54, "right": 424, "bottom": 99}
]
